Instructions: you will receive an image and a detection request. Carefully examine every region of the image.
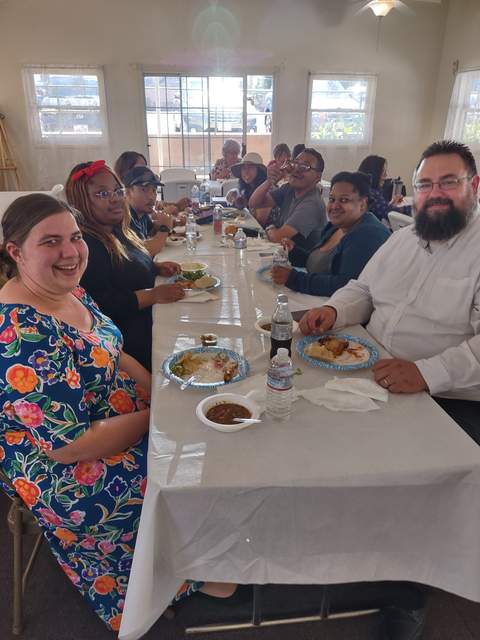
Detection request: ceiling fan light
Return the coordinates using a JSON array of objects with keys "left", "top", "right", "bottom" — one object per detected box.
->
[{"left": 369, "top": 1, "right": 395, "bottom": 17}]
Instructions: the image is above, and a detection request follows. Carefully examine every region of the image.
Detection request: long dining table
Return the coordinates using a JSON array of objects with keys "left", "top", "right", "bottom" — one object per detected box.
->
[{"left": 119, "top": 221, "right": 480, "bottom": 640}]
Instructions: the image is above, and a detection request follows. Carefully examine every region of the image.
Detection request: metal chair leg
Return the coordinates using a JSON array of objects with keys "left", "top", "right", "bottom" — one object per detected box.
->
[
  {"left": 12, "top": 497, "right": 24, "bottom": 635},
  {"left": 252, "top": 585, "right": 262, "bottom": 626}
]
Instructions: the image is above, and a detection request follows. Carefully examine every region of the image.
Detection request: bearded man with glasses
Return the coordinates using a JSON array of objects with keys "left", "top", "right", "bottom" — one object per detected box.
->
[
  {"left": 249, "top": 148, "right": 327, "bottom": 251},
  {"left": 300, "top": 139, "right": 480, "bottom": 446}
]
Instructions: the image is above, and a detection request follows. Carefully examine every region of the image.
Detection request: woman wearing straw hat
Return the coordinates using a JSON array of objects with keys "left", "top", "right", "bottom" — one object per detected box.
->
[{"left": 227, "top": 152, "right": 267, "bottom": 209}]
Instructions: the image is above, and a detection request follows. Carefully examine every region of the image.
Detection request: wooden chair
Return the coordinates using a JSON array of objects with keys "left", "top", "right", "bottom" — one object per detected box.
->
[{"left": 0, "top": 467, "right": 43, "bottom": 635}]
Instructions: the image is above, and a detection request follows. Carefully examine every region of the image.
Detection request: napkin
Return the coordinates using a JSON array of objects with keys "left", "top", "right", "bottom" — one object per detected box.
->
[
  {"left": 246, "top": 240, "right": 273, "bottom": 252},
  {"left": 179, "top": 291, "right": 219, "bottom": 303},
  {"left": 298, "top": 387, "right": 379, "bottom": 412},
  {"left": 325, "top": 377, "right": 388, "bottom": 403}
]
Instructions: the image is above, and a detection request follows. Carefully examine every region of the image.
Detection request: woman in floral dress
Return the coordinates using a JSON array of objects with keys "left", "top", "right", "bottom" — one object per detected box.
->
[{"left": 0, "top": 194, "right": 233, "bottom": 632}]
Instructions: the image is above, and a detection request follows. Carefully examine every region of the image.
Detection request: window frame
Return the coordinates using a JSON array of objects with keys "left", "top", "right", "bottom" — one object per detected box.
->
[
  {"left": 23, "top": 65, "right": 109, "bottom": 146},
  {"left": 444, "top": 69, "right": 480, "bottom": 151},
  {"left": 306, "top": 73, "right": 377, "bottom": 147},
  {"left": 141, "top": 70, "right": 276, "bottom": 176}
]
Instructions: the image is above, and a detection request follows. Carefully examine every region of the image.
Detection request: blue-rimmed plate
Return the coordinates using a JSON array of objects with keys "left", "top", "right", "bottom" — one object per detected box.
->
[
  {"left": 162, "top": 346, "right": 249, "bottom": 389},
  {"left": 256, "top": 264, "right": 273, "bottom": 284},
  {"left": 168, "top": 274, "right": 222, "bottom": 291},
  {"left": 296, "top": 333, "right": 379, "bottom": 371}
]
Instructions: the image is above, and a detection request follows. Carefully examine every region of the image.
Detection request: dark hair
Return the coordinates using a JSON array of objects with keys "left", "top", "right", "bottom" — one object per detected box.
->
[
  {"left": 330, "top": 171, "right": 371, "bottom": 198},
  {"left": 66, "top": 162, "right": 147, "bottom": 261},
  {"left": 114, "top": 151, "right": 147, "bottom": 183},
  {"left": 239, "top": 165, "right": 267, "bottom": 200},
  {"left": 0, "top": 194, "right": 76, "bottom": 280},
  {"left": 358, "top": 155, "right": 386, "bottom": 190},
  {"left": 416, "top": 139, "right": 477, "bottom": 175},
  {"left": 301, "top": 148, "right": 325, "bottom": 173},
  {"left": 292, "top": 143, "right": 305, "bottom": 159},
  {"left": 273, "top": 143, "right": 291, "bottom": 160}
]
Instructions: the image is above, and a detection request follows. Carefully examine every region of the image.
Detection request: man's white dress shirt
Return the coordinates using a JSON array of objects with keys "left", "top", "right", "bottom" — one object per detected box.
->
[{"left": 327, "top": 211, "right": 480, "bottom": 400}]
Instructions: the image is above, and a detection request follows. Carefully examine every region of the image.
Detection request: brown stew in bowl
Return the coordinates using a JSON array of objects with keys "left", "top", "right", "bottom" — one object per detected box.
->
[
  {"left": 206, "top": 403, "right": 252, "bottom": 425},
  {"left": 260, "top": 322, "right": 272, "bottom": 332}
]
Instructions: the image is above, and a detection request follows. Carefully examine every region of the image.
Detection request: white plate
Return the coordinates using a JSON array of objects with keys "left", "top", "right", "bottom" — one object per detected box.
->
[{"left": 196, "top": 393, "right": 261, "bottom": 432}]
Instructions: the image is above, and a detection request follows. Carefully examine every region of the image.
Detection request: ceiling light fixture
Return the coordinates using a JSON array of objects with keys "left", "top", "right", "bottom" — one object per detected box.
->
[{"left": 369, "top": 1, "right": 395, "bottom": 17}]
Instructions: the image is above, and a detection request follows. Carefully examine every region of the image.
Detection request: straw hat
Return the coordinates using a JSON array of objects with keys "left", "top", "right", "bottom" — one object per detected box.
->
[{"left": 231, "top": 152, "right": 266, "bottom": 178}]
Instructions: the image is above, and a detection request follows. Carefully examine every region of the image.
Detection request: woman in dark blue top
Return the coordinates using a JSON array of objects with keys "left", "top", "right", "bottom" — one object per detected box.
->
[
  {"left": 358, "top": 155, "right": 405, "bottom": 221},
  {"left": 66, "top": 161, "right": 185, "bottom": 370},
  {"left": 271, "top": 171, "right": 390, "bottom": 297}
]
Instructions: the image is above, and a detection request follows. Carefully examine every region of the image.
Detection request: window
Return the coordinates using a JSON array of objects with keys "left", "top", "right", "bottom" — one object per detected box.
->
[
  {"left": 307, "top": 74, "right": 376, "bottom": 146},
  {"left": 23, "top": 66, "right": 108, "bottom": 144},
  {"left": 144, "top": 74, "right": 273, "bottom": 176},
  {"left": 444, "top": 70, "right": 480, "bottom": 150}
]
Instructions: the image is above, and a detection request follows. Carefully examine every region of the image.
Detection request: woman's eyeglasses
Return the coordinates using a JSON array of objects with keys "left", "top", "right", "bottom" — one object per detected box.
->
[{"left": 94, "top": 187, "right": 127, "bottom": 200}]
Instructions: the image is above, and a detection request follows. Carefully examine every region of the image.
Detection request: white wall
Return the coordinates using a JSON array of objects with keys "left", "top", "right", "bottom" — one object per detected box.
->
[
  {"left": 0, "top": 0, "right": 448, "bottom": 188},
  {"left": 430, "top": 0, "right": 480, "bottom": 151}
]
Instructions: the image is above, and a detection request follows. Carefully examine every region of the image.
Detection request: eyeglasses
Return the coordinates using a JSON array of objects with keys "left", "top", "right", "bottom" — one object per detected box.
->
[
  {"left": 413, "top": 175, "right": 472, "bottom": 193},
  {"left": 281, "top": 160, "right": 319, "bottom": 173},
  {"left": 328, "top": 196, "right": 362, "bottom": 205},
  {"left": 94, "top": 187, "right": 127, "bottom": 200}
]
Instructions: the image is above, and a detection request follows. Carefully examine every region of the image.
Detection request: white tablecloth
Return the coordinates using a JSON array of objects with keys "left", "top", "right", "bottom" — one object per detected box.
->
[{"left": 119, "top": 225, "right": 480, "bottom": 640}]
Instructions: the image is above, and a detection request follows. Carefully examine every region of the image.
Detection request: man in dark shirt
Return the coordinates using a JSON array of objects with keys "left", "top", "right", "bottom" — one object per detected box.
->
[
  {"left": 123, "top": 166, "right": 172, "bottom": 256},
  {"left": 249, "top": 148, "right": 327, "bottom": 251}
]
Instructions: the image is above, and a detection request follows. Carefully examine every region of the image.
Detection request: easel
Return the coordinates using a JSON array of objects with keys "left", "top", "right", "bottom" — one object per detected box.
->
[{"left": 0, "top": 112, "right": 20, "bottom": 190}]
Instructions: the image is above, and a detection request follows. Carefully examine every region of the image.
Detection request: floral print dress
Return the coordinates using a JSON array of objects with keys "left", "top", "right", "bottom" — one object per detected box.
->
[{"left": 0, "top": 288, "right": 199, "bottom": 631}]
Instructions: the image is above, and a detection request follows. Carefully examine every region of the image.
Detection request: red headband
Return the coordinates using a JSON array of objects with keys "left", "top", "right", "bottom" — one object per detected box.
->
[{"left": 70, "top": 160, "right": 106, "bottom": 183}]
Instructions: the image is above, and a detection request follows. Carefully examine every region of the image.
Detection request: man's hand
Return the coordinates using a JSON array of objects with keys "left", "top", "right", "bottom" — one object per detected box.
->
[
  {"left": 271, "top": 265, "right": 292, "bottom": 285},
  {"left": 152, "top": 283, "right": 185, "bottom": 303},
  {"left": 372, "top": 358, "right": 428, "bottom": 393},
  {"left": 281, "top": 238, "right": 295, "bottom": 252},
  {"left": 152, "top": 211, "right": 174, "bottom": 229},
  {"left": 267, "top": 163, "right": 283, "bottom": 185},
  {"left": 157, "top": 261, "right": 181, "bottom": 277},
  {"left": 299, "top": 306, "right": 337, "bottom": 335}
]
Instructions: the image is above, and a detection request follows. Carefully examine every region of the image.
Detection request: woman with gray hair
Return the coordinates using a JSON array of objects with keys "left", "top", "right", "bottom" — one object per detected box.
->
[{"left": 210, "top": 138, "right": 241, "bottom": 180}]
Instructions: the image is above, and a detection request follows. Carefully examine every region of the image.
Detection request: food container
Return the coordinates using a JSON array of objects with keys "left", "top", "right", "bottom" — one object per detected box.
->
[
  {"left": 255, "top": 316, "right": 299, "bottom": 335},
  {"left": 196, "top": 393, "right": 261, "bottom": 432},
  {"left": 200, "top": 333, "right": 218, "bottom": 346},
  {"left": 180, "top": 261, "right": 208, "bottom": 280}
]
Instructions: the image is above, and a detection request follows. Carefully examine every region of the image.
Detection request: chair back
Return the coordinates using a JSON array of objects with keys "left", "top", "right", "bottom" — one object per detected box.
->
[
  {"left": 388, "top": 210, "right": 413, "bottom": 232},
  {"left": 160, "top": 169, "right": 197, "bottom": 203}
]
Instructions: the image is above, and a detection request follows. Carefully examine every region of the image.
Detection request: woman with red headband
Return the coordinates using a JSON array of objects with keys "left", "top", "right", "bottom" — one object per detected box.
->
[{"left": 66, "top": 161, "right": 184, "bottom": 371}]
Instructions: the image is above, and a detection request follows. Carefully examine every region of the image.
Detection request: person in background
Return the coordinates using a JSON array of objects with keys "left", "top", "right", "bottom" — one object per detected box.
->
[
  {"left": 114, "top": 150, "right": 147, "bottom": 183},
  {"left": 210, "top": 139, "right": 242, "bottom": 180},
  {"left": 301, "top": 140, "right": 480, "bottom": 448},
  {"left": 358, "top": 155, "right": 404, "bottom": 222},
  {"left": 0, "top": 194, "right": 235, "bottom": 631},
  {"left": 292, "top": 143, "right": 306, "bottom": 159},
  {"left": 272, "top": 143, "right": 291, "bottom": 167},
  {"left": 66, "top": 161, "right": 184, "bottom": 371},
  {"left": 272, "top": 171, "right": 390, "bottom": 296},
  {"left": 249, "top": 148, "right": 327, "bottom": 251},
  {"left": 123, "top": 166, "right": 174, "bottom": 256},
  {"left": 227, "top": 152, "right": 267, "bottom": 209}
]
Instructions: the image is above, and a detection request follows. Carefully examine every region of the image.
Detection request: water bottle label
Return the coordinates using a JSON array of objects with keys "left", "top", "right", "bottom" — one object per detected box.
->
[
  {"left": 267, "top": 374, "right": 292, "bottom": 392},
  {"left": 271, "top": 323, "right": 292, "bottom": 341}
]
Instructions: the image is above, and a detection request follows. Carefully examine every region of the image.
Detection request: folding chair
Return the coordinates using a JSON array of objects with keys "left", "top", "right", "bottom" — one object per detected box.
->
[{"left": 0, "top": 467, "right": 43, "bottom": 635}]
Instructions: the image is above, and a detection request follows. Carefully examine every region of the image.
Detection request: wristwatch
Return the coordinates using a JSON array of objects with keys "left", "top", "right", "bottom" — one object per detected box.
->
[{"left": 157, "top": 224, "right": 171, "bottom": 234}]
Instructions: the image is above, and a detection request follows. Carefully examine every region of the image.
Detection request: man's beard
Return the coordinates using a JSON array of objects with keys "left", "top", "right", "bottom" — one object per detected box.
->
[{"left": 414, "top": 197, "right": 472, "bottom": 242}]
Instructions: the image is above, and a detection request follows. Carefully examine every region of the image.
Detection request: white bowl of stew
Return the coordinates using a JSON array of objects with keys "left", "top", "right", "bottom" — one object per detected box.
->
[
  {"left": 196, "top": 393, "right": 261, "bottom": 432},
  {"left": 255, "top": 315, "right": 299, "bottom": 336}
]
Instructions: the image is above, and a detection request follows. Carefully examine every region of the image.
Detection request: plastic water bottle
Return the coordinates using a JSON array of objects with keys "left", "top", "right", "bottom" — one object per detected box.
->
[
  {"left": 191, "top": 184, "right": 200, "bottom": 207},
  {"left": 266, "top": 347, "right": 294, "bottom": 422},
  {"left": 234, "top": 227, "right": 247, "bottom": 249},
  {"left": 270, "top": 293, "right": 293, "bottom": 358},
  {"left": 185, "top": 212, "right": 197, "bottom": 253},
  {"left": 199, "top": 179, "right": 210, "bottom": 204},
  {"left": 213, "top": 205, "right": 223, "bottom": 235}
]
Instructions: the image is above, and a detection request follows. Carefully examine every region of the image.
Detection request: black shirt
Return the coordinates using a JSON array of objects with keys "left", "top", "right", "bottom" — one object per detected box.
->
[{"left": 80, "top": 231, "right": 156, "bottom": 370}]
